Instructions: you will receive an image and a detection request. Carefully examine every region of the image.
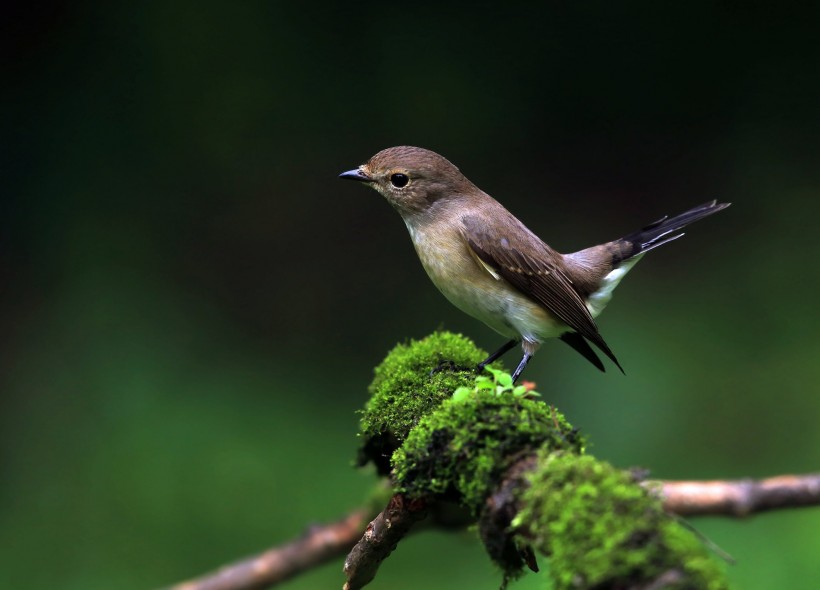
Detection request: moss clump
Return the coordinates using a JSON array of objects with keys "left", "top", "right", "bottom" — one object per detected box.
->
[
  {"left": 392, "top": 393, "right": 583, "bottom": 515},
  {"left": 358, "top": 332, "right": 494, "bottom": 473},
  {"left": 515, "top": 452, "right": 729, "bottom": 589}
]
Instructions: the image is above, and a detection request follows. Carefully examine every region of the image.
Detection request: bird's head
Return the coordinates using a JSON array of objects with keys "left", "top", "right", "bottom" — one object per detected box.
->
[{"left": 339, "top": 146, "right": 477, "bottom": 218}]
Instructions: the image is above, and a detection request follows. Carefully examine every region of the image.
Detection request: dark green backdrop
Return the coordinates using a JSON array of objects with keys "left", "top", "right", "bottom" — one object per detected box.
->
[{"left": 4, "top": 2, "right": 819, "bottom": 588}]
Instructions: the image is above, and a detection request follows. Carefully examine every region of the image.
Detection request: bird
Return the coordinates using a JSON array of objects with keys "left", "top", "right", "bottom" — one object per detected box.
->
[{"left": 340, "top": 146, "right": 729, "bottom": 382}]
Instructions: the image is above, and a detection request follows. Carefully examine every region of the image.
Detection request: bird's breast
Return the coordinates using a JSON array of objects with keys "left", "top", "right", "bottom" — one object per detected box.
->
[{"left": 405, "top": 221, "right": 563, "bottom": 341}]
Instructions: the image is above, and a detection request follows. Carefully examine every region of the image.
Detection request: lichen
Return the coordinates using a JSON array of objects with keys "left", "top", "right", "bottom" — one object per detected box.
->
[
  {"left": 515, "top": 452, "right": 729, "bottom": 589},
  {"left": 392, "top": 392, "right": 583, "bottom": 515},
  {"left": 358, "top": 332, "right": 495, "bottom": 472}
]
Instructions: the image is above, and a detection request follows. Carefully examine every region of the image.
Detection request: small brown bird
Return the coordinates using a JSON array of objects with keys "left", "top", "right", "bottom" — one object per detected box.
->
[{"left": 340, "top": 146, "right": 729, "bottom": 382}]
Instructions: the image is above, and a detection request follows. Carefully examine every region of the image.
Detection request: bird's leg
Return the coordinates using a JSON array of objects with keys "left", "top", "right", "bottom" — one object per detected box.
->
[
  {"left": 477, "top": 339, "right": 518, "bottom": 372},
  {"left": 511, "top": 353, "right": 532, "bottom": 383},
  {"left": 511, "top": 339, "right": 540, "bottom": 383}
]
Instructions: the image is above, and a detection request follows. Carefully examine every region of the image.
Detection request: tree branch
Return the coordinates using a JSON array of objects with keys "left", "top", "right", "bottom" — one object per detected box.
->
[
  {"left": 343, "top": 494, "right": 429, "bottom": 590},
  {"left": 167, "top": 507, "right": 374, "bottom": 590},
  {"left": 165, "top": 473, "right": 820, "bottom": 590},
  {"left": 655, "top": 473, "right": 820, "bottom": 517}
]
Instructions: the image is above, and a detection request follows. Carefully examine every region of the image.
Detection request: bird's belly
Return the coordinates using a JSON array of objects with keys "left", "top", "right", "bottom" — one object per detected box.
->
[
  {"left": 438, "top": 278, "right": 566, "bottom": 343},
  {"left": 410, "top": 228, "right": 565, "bottom": 342}
]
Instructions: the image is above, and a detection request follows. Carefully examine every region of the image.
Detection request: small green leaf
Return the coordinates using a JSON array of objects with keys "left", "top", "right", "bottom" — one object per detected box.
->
[
  {"left": 513, "top": 385, "right": 528, "bottom": 396},
  {"left": 452, "top": 387, "right": 472, "bottom": 402},
  {"left": 496, "top": 372, "right": 514, "bottom": 388}
]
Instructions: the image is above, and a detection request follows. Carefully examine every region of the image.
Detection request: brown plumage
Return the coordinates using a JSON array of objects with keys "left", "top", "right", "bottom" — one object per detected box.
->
[{"left": 340, "top": 146, "right": 730, "bottom": 381}]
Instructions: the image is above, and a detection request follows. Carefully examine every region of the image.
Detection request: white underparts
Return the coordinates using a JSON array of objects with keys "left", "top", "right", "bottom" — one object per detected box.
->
[{"left": 585, "top": 255, "right": 643, "bottom": 318}]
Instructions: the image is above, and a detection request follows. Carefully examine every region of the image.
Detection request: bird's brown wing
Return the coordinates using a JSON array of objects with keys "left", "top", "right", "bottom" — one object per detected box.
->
[{"left": 461, "top": 214, "right": 622, "bottom": 372}]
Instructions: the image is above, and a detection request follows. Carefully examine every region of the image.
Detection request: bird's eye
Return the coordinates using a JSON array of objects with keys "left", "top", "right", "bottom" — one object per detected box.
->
[{"left": 390, "top": 173, "right": 409, "bottom": 188}]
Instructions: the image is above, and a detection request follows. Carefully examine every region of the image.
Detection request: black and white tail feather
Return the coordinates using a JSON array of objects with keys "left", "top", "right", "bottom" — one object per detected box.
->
[
  {"left": 571, "top": 199, "right": 730, "bottom": 373},
  {"left": 616, "top": 200, "right": 730, "bottom": 263}
]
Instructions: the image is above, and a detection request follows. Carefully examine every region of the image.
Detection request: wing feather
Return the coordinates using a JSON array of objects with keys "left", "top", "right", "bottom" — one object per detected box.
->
[{"left": 462, "top": 214, "right": 623, "bottom": 372}]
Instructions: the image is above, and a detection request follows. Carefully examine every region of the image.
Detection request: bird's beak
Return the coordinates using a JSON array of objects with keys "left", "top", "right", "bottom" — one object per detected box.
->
[{"left": 338, "top": 168, "right": 372, "bottom": 182}]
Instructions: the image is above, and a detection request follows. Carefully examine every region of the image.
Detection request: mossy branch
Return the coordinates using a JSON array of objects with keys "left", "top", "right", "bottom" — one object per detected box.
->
[
  {"left": 355, "top": 332, "right": 728, "bottom": 589},
  {"left": 167, "top": 468, "right": 820, "bottom": 590},
  {"left": 167, "top": 332, "right": 820, "bottom": 590}
]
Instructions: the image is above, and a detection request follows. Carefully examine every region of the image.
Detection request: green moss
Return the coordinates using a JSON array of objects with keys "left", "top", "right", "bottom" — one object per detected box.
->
[
  {"left": 359, "top": 331, "right": 728, "bottom": 589},
  {"left": 392, "top": 393, "right": 583, "bottom": 515},
  {"left": 516, "top": 452, "right": 729, "bottom": 589},
  {"left": 358, "top": 332, "right": 495, "bottom": 472},
  {"left": 660, "top": 520, "right": 730, "bottom": 590}
]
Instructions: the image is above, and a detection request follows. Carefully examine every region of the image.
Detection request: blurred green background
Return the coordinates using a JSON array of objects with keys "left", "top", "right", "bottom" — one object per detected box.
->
[{"left": 3, "top": 2, "right": 820, "bottom": 589}]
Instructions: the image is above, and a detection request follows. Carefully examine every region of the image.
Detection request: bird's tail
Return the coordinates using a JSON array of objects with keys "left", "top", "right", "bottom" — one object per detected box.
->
[{"left": 615, "top": 200, "right": 731, "bottom": 263}]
